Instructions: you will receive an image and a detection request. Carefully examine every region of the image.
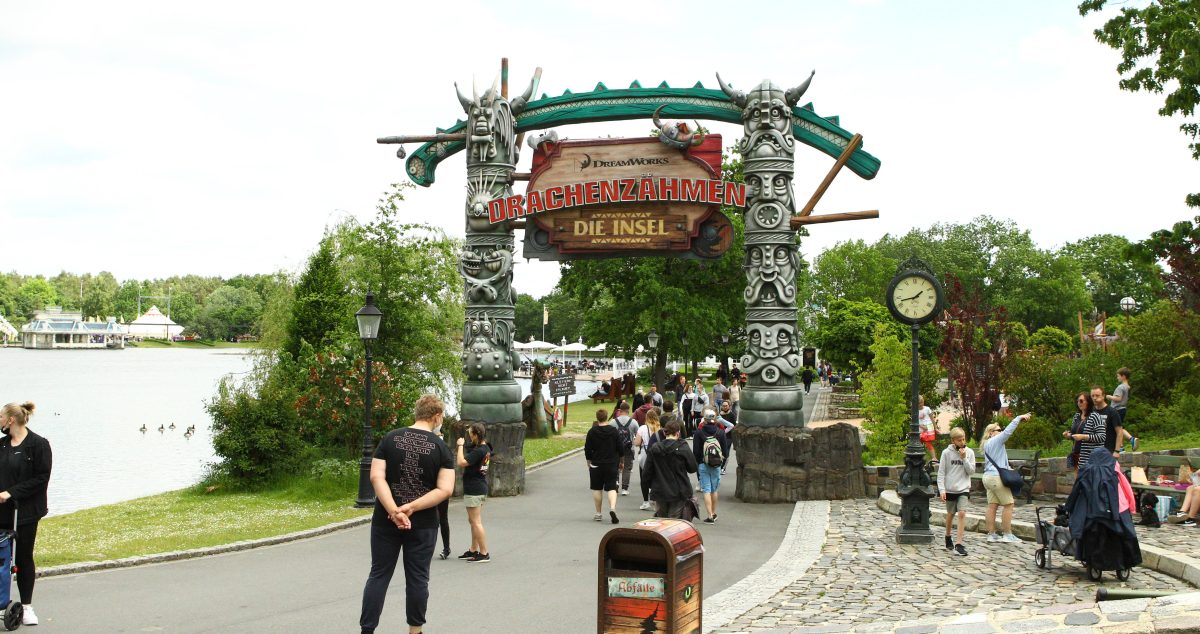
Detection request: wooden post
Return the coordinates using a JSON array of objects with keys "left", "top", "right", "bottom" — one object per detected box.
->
[
  {"left": 799, "top": 134, "right": 863, "bottom": 216},
  {"left": 790, "top": 210, "right": 879, "bottom": 228}
]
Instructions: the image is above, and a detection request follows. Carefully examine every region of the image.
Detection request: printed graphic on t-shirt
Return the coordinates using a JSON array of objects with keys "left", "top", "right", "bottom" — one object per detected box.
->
[{"left": 389, "top": 429, "right": 437, "bottom": 505}]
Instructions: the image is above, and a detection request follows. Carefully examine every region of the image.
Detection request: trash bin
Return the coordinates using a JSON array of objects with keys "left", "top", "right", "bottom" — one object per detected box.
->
[{"left": 597, "top": 518, "right": 703, "bottom": 633}]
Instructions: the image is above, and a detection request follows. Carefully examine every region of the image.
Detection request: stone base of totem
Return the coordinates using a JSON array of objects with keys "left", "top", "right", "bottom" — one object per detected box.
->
[
  {"left": 734, "top": 423, "right": 866, "bottom": 503},
  {"left": 737, "top": 385, "right": 806, "bottom": 427},
  {"left": 455, "top": 419, "right": 527, "bottom": 498}
]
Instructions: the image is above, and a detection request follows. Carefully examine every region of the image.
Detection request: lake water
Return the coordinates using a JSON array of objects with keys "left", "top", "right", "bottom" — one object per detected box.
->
[{"left": 0, "top": 347, "right": 599, "bottom": 516}]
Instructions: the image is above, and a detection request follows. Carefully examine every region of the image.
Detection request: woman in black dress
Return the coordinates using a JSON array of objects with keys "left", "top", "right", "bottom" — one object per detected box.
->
[{"left": 0, "top": 402, "right": 52, "bottom": 627}]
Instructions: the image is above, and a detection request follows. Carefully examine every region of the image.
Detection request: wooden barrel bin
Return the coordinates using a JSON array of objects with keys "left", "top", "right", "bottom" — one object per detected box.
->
[{"left": 597, "top": 518, "right": 703, "bottom": 633}]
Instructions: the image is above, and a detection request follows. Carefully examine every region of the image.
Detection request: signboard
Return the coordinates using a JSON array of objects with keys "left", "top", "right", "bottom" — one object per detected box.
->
[
  {"left": 518, "top": 136, "right": 738, "bottom": 261},
  {"left": 607, "top": 577, "right": 665, "bottom": 600},
  {"left": 548, "top": 374, "right": 576, "bottom": 399}
]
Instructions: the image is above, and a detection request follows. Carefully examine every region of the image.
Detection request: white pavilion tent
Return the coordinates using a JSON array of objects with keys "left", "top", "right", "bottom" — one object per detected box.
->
[{"left": 127, "top": 306, "right": 184, "bottom": 340}]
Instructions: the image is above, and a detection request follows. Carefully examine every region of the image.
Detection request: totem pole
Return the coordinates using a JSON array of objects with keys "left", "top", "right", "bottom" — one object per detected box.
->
[
  {"left": 456, "top": 74, "right": 538, "bottom": 495},
  {"left": 719, "top": 73, "right": 812, "bottom": 428}
]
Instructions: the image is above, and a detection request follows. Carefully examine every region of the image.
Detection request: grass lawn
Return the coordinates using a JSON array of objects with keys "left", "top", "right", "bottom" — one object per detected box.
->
[
  {"left": 129, "top": 339, "right": 258, "bottom": 349},
  {"left": 39, "top": 479, "right": 370, "bottom": 568}
]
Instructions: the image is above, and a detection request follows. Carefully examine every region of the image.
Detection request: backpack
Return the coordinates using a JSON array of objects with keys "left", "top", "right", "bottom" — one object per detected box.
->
[
  {"left": 616, "top": 419, "right": 634, "bottom": 452},
  {"left": 703, "top": 435, "right": 724, "bottom": 467},
  {"left": 1138, "top": 491, "right": 1161, "bottom": 526}
]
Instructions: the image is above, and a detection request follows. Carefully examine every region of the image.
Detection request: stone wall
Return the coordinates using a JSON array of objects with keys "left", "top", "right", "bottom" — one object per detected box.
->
[
  {"left": 863, "top": 448, "right": 1200, "bottom": 498},
  {"left": 735, "top": 422, "right": 866, "bottom": 502}
]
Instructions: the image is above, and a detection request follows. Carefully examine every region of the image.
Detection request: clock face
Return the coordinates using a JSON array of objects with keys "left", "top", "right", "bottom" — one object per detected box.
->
[{"left": 891, "top": 275, "right": 939, "bottom": 321}]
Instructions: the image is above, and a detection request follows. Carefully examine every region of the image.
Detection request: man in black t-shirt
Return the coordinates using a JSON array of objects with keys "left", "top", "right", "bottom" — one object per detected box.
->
[
  {"left": 360, "top": 394, "right": 455, "bottom": 634},
  {"left": 1090, "top": 385, "right": 1123, "bottom": 458}
]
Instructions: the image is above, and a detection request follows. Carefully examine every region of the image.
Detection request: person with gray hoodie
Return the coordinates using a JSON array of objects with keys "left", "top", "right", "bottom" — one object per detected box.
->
[{"left": 937, "top": 427, "right": 975, "bottom": 556}]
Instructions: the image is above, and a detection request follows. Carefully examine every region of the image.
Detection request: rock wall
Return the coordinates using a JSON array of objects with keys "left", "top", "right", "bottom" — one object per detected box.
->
[{"left": 735, "top": 422, "right": 866, "bottom": 503}]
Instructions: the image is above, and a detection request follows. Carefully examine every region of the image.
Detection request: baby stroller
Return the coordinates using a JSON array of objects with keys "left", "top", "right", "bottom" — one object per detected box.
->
[
  {"left": 0, "top": 508, "right": 21, "bottom": 630},
  {"left": 1061, "top": 448, "right": 1142, "bottom": 582},
  {"left": 1033, "top": 505, "right": 1086, "bottom": 573}
]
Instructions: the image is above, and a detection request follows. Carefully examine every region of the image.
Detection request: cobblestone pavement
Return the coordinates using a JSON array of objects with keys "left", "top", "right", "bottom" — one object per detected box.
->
[
  {"left": 714, "top": 499, "right": 1183, "bottom": 632},
  {"left": 1002, "top": 499, "right": 1200, "bottom": 557}
]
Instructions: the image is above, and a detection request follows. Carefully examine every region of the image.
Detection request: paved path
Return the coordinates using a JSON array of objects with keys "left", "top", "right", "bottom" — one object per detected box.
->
[
  {"left": 715, "top": 499, "right": 1184, "bottom": 632},
  {"left": 35, "top": 390, "right": 822, "bottom": 632}
]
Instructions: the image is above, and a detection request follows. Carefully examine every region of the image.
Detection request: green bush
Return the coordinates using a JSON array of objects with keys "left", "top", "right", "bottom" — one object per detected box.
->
[
  {"left": 206, "top": 363, "right": 307, "bottom": 484},
  {"left": 1132, "top": 387, "right": 1200, "bottom": 439},
  {"left": 1008, "top": 415, "right": 1061, "bottom": 451},
  {"left": 858, "top": 324, "right": 944, "bottom": 466},
  {"left": 1029, "top": 326, "right": 1075, "bottom": 354}
]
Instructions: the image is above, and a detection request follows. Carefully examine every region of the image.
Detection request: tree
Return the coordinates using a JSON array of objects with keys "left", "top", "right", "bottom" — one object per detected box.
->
[
  {"left": 541, "top": 289, "right": 583, "bottom": 347},
  {"left": 809, "top": 239, "right": 895, "bottom": 307},
  {"left": 82, "top": 272, "right": 119, "bottom": 320},
  {"left": 283, "top": 236, "right": 347, "bottom": 360},
  {"left": 195, "top": 285, "right": 263, "bottom": 340},
  {"left": 50, "top": 271, "right": 83, "bottom": 311},
  {"left": 1129, "top": 215, "right": 1200, "bottom": 311},
  {"left": 1060, "top": 234, "right": 1164, "bottom": 316},
  {"left": 859, "top": 324, "right": 945, "bottom": 465},
  {"left": 810, "top": 298, "right": 906, "bottom": 373},
  {"left": 1080, "top": 0, "right": 1200, "bottom": 208},
  {"left": 16, "top": 278, "right": 57, "bottom": 319},
  {"left": 1029, "top": 326, "right": 1075, "bottom": 354},
  {"left": 513, "top": 293, "right": 542, "bottom": 343},
  {"left": 330, "top": 183, "right": 463, "bottom": 421}
]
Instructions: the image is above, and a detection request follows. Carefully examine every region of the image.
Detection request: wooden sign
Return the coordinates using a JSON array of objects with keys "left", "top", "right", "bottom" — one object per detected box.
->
[
  {"left": 548, "top": 374, "right": 576, "bottom": 399},
  {"left": 515, "top": 136, "right": 738, "bottom": 260}
]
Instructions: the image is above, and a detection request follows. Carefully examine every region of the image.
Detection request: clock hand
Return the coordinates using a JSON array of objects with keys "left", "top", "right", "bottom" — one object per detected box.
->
[{"left": 902, "top": 290, "right": 924, "bottom": 302}]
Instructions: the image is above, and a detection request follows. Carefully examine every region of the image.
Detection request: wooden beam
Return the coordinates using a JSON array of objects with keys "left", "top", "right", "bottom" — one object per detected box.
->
[
  {"left": 377, "top": 133, "right": 467, "bottom": 144},
  {"left": 501, "top": 57, "right": 509, "bottom": 99},
  {"left": 798, "top": 134, "right": 862, "bottom": 217},
  {"left": 511, "top": 172, "right": 532, "bottom": 181},
  {"left": 510, "top": 220, "right": 527, "bottom": 230},
  {"left": 790, "top": 210, "right": 879, "bottom": 228}
]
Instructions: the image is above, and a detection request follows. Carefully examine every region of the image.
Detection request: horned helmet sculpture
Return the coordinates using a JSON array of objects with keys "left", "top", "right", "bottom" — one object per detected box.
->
[
  {"left": 715, "top": 70, "right": 811, "bottom": 132},
  {"left": 652, "top": 105, "right": 706, "bottom": 149}
]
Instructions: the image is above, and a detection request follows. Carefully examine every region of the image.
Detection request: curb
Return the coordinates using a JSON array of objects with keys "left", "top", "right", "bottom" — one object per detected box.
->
[
  {"left": 41, "top": 445, "right": 587, "bottom": 579},
  {"left": 703, "top": 500, "right": 830, "bottom": 633},
  {"left": 876, "top": 489, "right": 1200, "bottom": 587}
]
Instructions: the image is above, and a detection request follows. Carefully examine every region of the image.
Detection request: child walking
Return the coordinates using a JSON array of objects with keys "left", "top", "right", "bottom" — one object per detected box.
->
[{"left": 937, "top": 427, "right": 975, "bottom": 556}]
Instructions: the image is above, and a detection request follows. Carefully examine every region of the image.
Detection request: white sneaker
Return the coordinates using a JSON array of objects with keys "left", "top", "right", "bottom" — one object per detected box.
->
[
  {"left": 21, "top": 605, "right": 37, "bottom": 626},
  {"left": 620, "top": 489, "right": 629, "bottom": 496},
  {"left": 639, "top": 501, "right": 652, "bottom": 511},
  {"left": 1002, "top": 533, "right": 1022, "bottom": 543},
  {"left": 986, "top": 533, "right": 1002, "bottom": 542},
  {"left": 593, "top": 513, "right": 602, "bottom": 522}
]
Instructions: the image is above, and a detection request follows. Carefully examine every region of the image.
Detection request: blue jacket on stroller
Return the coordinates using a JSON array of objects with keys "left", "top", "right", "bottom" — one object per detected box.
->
[{"left": 1064, "top": 447, "right": 1142, "bottom": 573}]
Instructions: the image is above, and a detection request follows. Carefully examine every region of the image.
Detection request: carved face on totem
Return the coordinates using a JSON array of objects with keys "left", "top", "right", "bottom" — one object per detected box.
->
[
  {"left": 740, "top": 81, "right": 794, "bottom": 159},
  {"left": 741, "top": 322, "right": 800, "bottom": 384},
  {"left": 456, "top": 85, "right": 515, "bottom": 166},
  {"left": 744, "top": 244, "right": 797, "bottom": 305}
]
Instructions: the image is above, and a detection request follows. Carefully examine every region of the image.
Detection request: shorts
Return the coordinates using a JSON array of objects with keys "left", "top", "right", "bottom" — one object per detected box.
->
[
  {"left": 463, "top": 494, "right": 486, "bottom": 508},
  {"left": 945, "top": 492, "right": 969, "bottom": 514},
  {"left": 589, "top": 463, "right": 618, "bottom": 491},
  {"left": 698, "top": 463, "right": 722, "bottom": 493},
  {"left": 982, "top": 475, "right": 1014, "bottom": 505}
]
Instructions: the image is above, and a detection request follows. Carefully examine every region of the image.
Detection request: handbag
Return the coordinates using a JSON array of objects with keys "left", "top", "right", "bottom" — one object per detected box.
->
[
  {"left": 984, "top": 449, "right": 1024, "bottom": 496},
  {"left": 1179, "top": 460, "right": 1193, "bottom": 485}
]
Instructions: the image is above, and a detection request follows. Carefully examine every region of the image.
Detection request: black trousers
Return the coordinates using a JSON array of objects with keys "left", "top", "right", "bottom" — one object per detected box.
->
[
  {"left": 360, "top": 523, "right": 438, "bottom": 631},
  {"left": 436, "top": 499, "right": 450, "bottom": 554},
  {"left": 15, "top": 521, "right": 37, "bottom": 605}
]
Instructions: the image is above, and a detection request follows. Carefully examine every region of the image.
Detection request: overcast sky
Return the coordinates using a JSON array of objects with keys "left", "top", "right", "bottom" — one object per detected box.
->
[{"left": 1, "top": 1, "right": 1195, "bottom": 298}]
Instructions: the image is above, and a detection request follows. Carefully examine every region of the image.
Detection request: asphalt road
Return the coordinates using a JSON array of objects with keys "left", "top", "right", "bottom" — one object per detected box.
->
[{"left": 37, "top": 406, "right": 819, "bottom": 632}]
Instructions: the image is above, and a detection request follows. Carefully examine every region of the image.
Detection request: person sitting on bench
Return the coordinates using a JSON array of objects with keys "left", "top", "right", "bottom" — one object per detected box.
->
[{"left": 591, "top": 381, "right": 611, "bottom": 399}]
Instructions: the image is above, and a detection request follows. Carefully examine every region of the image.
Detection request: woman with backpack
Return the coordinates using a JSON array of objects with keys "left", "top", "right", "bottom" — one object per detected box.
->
[
  {"left": 692, "top": 409, "right": 730, "bottom": 524},
  {"left": 635, "top": 408, "right": 662, "bottom": 512}
]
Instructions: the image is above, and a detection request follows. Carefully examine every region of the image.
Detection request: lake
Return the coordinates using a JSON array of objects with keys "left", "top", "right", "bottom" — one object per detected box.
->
[{"left": 0, "top": 347, "right": 599, "bottom": 516}]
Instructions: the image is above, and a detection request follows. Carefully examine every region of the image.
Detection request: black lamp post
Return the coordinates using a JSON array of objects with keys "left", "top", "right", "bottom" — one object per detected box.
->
[
  {"left": 354, "top": 291, "right": 383, "bottom": 508},
  {"left": 647, "top": 329, "right": 660, "bottom": 390}
]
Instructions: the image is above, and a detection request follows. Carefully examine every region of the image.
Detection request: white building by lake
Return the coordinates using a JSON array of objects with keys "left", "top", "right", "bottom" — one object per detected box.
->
[
  {"left": 128, "top": 305, "right": 184, "bottom": 340},
  {"left": 21, "top": 307, "right": 127, "bottom": 349}
]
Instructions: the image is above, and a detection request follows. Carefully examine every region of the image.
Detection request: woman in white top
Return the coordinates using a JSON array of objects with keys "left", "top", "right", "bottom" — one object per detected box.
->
[
  {"left": 635, "top": 408, "right": 662, "bottom": 511},
  {"left": 918, "top": 395, "right": 936, "bottom": 463}
]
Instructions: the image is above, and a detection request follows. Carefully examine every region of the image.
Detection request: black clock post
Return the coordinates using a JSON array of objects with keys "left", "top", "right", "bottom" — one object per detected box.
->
[{"left": 885, "top": 257, "right": 944, "bottom": 545}]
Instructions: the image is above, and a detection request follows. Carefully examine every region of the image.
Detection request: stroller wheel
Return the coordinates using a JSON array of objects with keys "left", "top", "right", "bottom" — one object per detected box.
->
[
  {"left": 1087, "top": 565, "right": 1103, "bottom": 582},
  {"left": 3, "top": 601, "right": 21, "bottom": 630},
  {"left": 1116, "top": 568, "right": 1131, "bottom": 581},
  {"left": 1034, "top": 549, "right": 1046, "bottom": 569}
]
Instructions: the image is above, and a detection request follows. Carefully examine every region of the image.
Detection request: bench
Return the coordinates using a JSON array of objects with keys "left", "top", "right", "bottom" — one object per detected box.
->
[
  {"left": 970, "top": 448, "right": 1042, "bottom": 505},
  {"left": 1129, "top": 455, "right": 1200, "bottom": 503}
]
